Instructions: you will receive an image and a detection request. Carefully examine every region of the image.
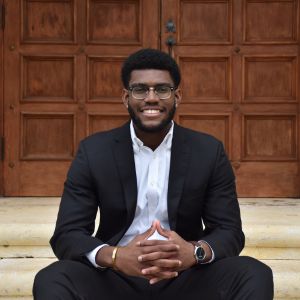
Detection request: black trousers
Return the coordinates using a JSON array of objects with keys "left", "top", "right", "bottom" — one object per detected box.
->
[{"left": 33, "top": 256, "right": 273, "bottom": 300}]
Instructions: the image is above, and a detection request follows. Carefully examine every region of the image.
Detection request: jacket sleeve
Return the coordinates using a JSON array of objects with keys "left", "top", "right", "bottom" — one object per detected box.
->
[
  {"left": 201, "top": 142, "right": 245, "bottom": 260},
  {"left": 50, "top": 140, "right": 104, "bottom": 262}
]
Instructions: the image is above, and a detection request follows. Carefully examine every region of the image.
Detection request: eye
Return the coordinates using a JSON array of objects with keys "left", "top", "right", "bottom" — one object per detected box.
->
[
  {"left": 156, "top": 86, "right": 170, "bottom": 93},
  {"left": 133, "top": 86, "right": 147, "bottom": 94}
]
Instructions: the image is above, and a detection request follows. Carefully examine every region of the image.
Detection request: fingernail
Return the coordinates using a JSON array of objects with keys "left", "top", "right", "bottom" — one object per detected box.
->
[
  {"left": 138, "top": 256, "right": 142, "bottom": 262},
  {"left": 174, "top": 272, "right": 178, "bottom": 277},
  {"left": 150, "top": 279, "right": 156, "bottom": 284},
  {"left": 178, "top": 260, "right": 182, "bottom": 266},
  {"left": 142, "top": 269, "right": 146, "bottom": 274}
]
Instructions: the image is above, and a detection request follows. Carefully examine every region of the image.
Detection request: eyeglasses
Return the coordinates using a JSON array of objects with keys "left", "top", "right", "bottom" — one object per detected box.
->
[{"left": 128, "top": 84, "right": 175, "bottom": 100}]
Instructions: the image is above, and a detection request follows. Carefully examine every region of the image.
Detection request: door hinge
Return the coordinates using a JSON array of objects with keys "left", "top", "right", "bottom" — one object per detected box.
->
[
  {"left": 0, "top": 3, "right": 5, "bottom": 30},
  {"left": 0, "top": 137, "right": 4, "bottom": 161}
]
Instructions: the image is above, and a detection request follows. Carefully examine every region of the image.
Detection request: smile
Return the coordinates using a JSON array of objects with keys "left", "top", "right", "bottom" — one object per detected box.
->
[{"left": 142, "top": 109, "right": 161, "bottom": 114}]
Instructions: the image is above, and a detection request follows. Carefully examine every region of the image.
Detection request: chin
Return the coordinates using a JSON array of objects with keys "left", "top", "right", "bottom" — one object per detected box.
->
[{"left": 133, "top": 119, "right": 170, "bottom": 133}]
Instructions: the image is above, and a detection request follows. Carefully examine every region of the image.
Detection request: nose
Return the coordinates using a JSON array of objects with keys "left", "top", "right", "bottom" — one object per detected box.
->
[{"left": 144, "top": 87, "right": 159, "bottom": 102}]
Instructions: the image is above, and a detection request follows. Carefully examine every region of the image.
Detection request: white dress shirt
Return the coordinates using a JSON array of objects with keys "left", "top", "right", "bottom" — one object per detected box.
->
[{"left": 87, "top": 121, "right": 214, "bottom": 267}]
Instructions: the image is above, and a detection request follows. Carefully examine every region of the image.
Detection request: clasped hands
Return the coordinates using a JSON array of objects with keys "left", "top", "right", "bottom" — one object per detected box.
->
[{"left": 113, "top": 220, "right": 196, "bottom": 284}]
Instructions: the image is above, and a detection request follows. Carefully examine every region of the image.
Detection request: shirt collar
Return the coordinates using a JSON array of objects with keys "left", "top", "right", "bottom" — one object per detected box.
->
[{"left": 130, "top": 120, "right": 174, "bottom": 152}]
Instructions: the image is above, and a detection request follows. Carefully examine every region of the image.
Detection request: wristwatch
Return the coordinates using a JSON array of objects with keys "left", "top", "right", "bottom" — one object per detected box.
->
[{"left": 192, "top": 242, "right": 206, "bottom": 264}]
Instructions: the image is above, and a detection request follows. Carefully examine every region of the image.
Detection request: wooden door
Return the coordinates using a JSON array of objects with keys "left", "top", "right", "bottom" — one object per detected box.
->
[
  {"left": 162, "top": 0, "right": 300, "bottom": 197},
  {"left": 3, "top": 0, "right": 300, "bottom": 197},
  {"left": 3, "top": 0, "right": 159, "bottom": 195}
]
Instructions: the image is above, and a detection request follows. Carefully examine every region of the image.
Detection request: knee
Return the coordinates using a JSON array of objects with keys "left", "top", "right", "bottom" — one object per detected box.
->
[
  {"left": 33, "top": 263, "right": 53, "bottom": 292},
  {"left": 240, "top": 256, "right": 273, "bottom": 282},
  {"left": 238, "top": 256, "right": 274, "bottom": 297},
  {"left": 33, "top": 261, "right": 62, "bottom": 294}
]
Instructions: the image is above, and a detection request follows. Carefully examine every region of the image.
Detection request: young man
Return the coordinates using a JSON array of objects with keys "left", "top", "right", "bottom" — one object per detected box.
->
[{"left": 33, "top": 49, "right": 273, "bottom": 299}]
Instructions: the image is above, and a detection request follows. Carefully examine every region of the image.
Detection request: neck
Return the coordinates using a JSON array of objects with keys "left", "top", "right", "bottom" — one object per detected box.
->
[{"left": 133, "top": 123, "right": 172, "bottom": 151}]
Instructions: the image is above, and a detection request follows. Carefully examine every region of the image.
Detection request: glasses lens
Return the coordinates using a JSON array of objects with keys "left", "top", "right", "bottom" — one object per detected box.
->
[
  {"left": 156, "top": 86, "right": 171, "bottom": 99},
  {"left": 132, "top": 86, "right": 148, "bottom": 99},
  {"left": 130, "top": 85, "right": 173, "bottom": 99}
]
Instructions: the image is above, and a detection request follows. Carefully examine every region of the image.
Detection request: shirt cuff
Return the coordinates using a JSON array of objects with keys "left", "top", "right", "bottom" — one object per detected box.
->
[
  {"left": 198, "top": 240, "right": 215, "bottom": 264},
  {"left": 86, "top": 244, "right": 109, "bottom": 268}
]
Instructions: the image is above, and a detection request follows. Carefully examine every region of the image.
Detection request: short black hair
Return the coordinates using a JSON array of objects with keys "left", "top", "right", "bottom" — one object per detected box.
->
[{"left": 121, "top": 48, "right": 181, "bottom": 88}]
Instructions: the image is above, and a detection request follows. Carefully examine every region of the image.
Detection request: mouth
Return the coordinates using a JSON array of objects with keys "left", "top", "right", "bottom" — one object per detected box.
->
[{"left": 141, "top": 108, "right": 163, "bottom": 117}]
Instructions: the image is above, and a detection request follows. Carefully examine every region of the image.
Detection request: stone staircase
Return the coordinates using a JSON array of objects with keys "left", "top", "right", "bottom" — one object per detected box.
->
[{"left": 0, "top": 197, "right": 299, "bottom": 299}]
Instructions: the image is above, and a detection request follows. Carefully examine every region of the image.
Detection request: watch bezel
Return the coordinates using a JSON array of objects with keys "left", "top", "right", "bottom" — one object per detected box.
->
[{"left": 194, "top": 244, "right": 206, "bottom": 264}]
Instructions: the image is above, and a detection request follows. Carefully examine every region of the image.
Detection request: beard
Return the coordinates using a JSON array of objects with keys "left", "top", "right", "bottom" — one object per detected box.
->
[{"left": 127, "top": 102, "right": 176, "bottom": 133}]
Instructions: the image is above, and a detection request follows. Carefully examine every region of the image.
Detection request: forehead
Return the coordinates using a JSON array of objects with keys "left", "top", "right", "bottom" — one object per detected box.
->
[{"left": 129, "top": 69, "right": 173, "bottom": 85}]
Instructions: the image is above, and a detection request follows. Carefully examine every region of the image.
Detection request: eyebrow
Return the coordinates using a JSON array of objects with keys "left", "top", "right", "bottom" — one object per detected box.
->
[{"left": 129, "top": 83, "right": 173, "bottom": 87}]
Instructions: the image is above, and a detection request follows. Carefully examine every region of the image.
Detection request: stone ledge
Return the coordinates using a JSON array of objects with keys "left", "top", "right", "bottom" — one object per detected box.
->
[
  {"left": 1, "top": 198, "right": 300, "bottom": 249},
  {"left": 0, "top": 258, "right": 55, "bottom": 297},
  {"left": 2, "top": 245, "right": 300, "bottom": 261}
]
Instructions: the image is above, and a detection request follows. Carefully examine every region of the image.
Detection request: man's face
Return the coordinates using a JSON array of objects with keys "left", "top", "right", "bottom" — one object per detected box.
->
[{"left": 122, "top": 69, "right": 181, "bottom": 133}]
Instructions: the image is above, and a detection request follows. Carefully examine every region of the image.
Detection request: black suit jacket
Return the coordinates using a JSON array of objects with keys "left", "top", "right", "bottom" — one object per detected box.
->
[{"left": 50, "top": 122, "right": 245, "bottom": 264}]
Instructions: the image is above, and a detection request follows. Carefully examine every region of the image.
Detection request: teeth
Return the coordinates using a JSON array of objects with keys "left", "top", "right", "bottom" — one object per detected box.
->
[{"left": 143, "top": 110, "right": 160, "bottom": 114}]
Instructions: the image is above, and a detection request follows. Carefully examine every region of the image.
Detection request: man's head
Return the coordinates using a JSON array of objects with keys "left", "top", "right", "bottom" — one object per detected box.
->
[
  {"left": 121, "top": 48, "right": 181, "bottom": 89},
  {"left": 121, "top": 49, "right": 182, "bottom": 134}
]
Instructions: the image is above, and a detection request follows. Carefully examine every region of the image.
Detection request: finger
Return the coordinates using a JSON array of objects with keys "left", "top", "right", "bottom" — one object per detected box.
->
[
  {"left": 138, "top": 251, "right": 178, "bottom": 262},
  {"left": 136, "top": 225, "right": 156, "bottom": 243},
  {"left": 149, "top": 272, "right": 178, "bottom": 285},
  {"left": 141, "top": 267, "right": 178, "bottom": 280},
  {"left": 139, "top": 244, "right": 179, "bottom": 255},
  {"left": 155, "top": 221, "right": 170, "bottom": 239},
  {"left": 141, "top": 267, "right": 177, "bottom": 278},
  {"left": 139, "top": 239, "right": 179, "bottom": 248},
  {"left": 142, "top": 259, "right": 182, "bottom": 269}
]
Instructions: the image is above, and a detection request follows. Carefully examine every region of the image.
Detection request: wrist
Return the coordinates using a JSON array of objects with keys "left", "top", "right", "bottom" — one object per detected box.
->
[
  {"left": 111, "top": 246, "right": 120, "bottom": 270},
  {"left": 95, "top": 245, "right": 115, "bottom": 267},
  {"left": 190, "top": 241, "right": 211, "bottom": 264}
]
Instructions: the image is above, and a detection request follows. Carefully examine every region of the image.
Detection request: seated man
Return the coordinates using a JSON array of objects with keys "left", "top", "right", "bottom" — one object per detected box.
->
[{"left": 33, "top": 48, "right": 273, "bottom": 300}]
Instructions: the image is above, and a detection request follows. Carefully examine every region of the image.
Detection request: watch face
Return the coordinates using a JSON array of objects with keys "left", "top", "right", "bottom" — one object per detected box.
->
[{"left": 196, "top": 246, "right": 205, "bottom": 261}]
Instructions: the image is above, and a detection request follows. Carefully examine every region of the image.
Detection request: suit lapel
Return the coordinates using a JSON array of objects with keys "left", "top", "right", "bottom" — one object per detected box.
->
[
  {"left": 168, "top": 124, "right": 190, "bottom": 230},
  {"left": 112, "top": 123, "right": 138, "bottom": 227}
]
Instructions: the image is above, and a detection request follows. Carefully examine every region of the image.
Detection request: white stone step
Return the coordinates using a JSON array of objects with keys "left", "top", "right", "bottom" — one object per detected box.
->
[{"left": 1, "top": 198, "right": 299, "bottom": 251}]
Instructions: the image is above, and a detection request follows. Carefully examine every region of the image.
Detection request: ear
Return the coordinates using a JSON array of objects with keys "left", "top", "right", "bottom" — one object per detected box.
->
[
  {"left": 122, "top": 88, "right": 129, "bottom": 109},
  {"left": 174, "top": 88, "right": 182, "bottom": 108}
]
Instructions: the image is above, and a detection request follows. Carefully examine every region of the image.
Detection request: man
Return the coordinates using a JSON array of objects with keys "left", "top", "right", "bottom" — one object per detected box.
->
[{"left": 33, "top": 49, "right": 273, "bottom": 299}]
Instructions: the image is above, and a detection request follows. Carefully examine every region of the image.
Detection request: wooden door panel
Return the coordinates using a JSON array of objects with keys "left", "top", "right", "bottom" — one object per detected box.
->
[
  {"left": 88, "top": 1, "right": 141, "bottom": 44},
  {"left": 22, "top": 55, "right": 75, "bottom": 101},
  {"left": 243, "top": 0, "right": 298, "bottom": 44},
  {"left": 179, "top": 56, "right": 231, "bottom": 102},
  {"left": 242, "top": 115, "right": 297, "bottom": 161},
  {"left": 21, "top": 0, "right": 76, "bottom": 43},
  {"left": 243, "top": 56, "right": 297, "bottom": 102},
  {"left": 178, "top": 114, "right": 232, "bottom": 157},
  {"left": 88, "top": 114, "right": 129, "bottom": 135},
  {"left": 179, "top": 0, "right": 232, "bottom": 44},
  {"left": 21, "top": 113, "right": 75, "bottom": 160},
  {"left": 87, "top": 56, "right": 125, "bottom": 101},
  {"left": 237, "top": 162, "right": 299, "bottom": 196}
]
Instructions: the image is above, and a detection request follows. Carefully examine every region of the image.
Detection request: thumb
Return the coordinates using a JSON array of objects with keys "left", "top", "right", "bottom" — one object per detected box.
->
[
  {"left": 138, "top": 224, "right": 156, "bottom": 241},
  {"left": 155, "top": 220, "right": 171, "bottom": 239}
]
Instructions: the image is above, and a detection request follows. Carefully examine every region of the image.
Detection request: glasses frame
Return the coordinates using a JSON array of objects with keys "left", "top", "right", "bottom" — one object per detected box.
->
[{"left": 128, "top": 84, "right": 175, "bottom": 100}]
